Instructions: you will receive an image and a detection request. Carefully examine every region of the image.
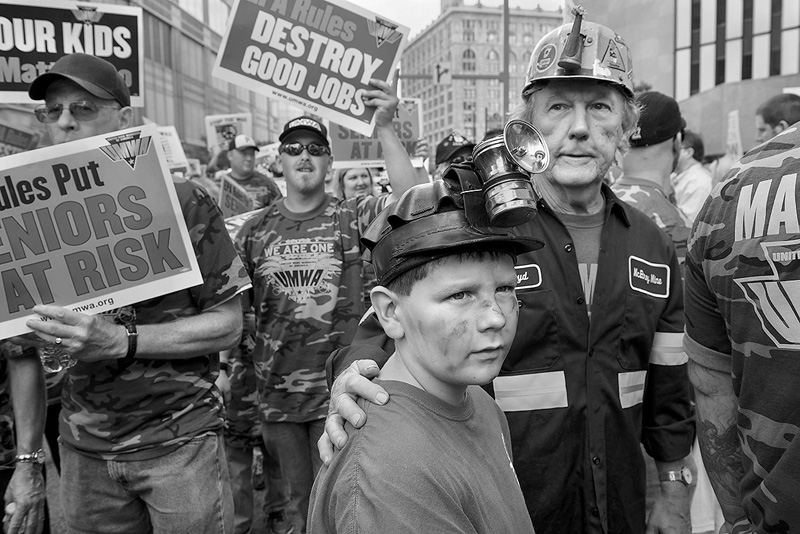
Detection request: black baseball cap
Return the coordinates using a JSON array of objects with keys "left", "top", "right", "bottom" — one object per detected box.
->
[
  {"left": 435, "top": 132, "right": 475, "bottom": 165},
  {"left": 279, "top": 117, "right": 329, "bottom": 146},
  {"left": 630, "top": 91, "right": 686, "bottom": 148},
  {"left": 29, "top": 53, "right": 130, "bottom": 107}
]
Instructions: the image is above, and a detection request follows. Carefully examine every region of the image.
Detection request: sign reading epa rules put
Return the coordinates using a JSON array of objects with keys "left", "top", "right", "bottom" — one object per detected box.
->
[
  {"left": 0, "top": 123, "right": 202, "bottom": 337},
  {"left": 213, "top": 0, "right": 409, "bottom": 136}
]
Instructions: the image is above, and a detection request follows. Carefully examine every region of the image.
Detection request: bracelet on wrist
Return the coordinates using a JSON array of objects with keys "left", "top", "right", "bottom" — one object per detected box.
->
[
  {"left": 15, "top": 449, "right": 45, "bottom": 465},
  {"left": 220, "top": 361, "right": 229, "bottom": 373}
]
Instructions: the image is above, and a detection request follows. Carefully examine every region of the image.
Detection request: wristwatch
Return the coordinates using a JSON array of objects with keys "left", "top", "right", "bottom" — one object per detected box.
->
[
  {"left": 660, "top": 465, "right": 692, "bottom": 486},
  {"left": 15, "top": 449, "right": 45, "bottom": 465}
]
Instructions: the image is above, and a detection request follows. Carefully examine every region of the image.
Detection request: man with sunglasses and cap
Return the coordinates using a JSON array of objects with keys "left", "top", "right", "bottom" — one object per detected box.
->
[
  {"left": 11, "top": 53, "right": 249, "bottom": 533},
  {"left": 234, "top": 78, "right": 423, "bottom": 533},
  {"left": 320, "top": 8, "right": 696, "bottom": 534}
]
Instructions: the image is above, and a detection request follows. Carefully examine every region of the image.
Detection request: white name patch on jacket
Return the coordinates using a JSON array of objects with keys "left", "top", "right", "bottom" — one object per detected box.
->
[{"left": 628, "top": 256, "right": 670, "bottom": 298}]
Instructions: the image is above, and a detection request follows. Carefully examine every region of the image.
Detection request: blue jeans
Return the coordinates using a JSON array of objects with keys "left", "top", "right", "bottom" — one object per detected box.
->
[
  {"left": 262, "top": 420, "right": 324, "bottom": 533},
  {"left": 60, "top": 432, "right": 233, "bottom": 534}
]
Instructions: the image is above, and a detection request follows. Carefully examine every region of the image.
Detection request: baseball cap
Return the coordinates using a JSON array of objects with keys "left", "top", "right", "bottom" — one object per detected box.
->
[
  {"left": 362, "top": 180, "right": 544, "bottom": 287},
  {"left": 29, "top": 53, "right": 130, "bottom": 107},
  {"left": 435, "top": 132, "right": 476, "bottom": 165},
  {"left": 228, "top": 134, "right": 259, "bottom": 152},
  {"left": 630, "top": 91, "right": 686, "bottom": 148},
  {"left": 279, "top": 117, "right": 329, "bottom": 146}
]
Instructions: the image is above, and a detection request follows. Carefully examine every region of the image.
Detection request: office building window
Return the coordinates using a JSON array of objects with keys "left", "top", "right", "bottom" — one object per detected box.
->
[{"left": 462, "top": 49, "right": 476, "bottom": 72}]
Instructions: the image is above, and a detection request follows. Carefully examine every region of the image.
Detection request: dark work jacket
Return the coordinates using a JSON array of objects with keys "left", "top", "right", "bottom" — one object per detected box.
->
[{"left": 329, "top": 185, "right": 694, "bottom": 534}]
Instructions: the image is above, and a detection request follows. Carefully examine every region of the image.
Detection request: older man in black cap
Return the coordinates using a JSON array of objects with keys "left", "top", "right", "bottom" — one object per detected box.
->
[{"left": 14, "top": 53, "right": 250, "bottom": 534}]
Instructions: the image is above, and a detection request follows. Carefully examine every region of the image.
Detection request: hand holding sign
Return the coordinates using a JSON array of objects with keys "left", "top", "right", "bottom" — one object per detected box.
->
[
  {"left": 362, "top": 78, "right": 399, "bottom": 129},
  {"left": 24, "top": 304, "right": 127, "bottom": 363}
]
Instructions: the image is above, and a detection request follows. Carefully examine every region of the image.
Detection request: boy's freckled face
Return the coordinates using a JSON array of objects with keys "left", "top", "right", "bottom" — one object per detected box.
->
[{"left": 395, "top": 254, "right": 519, "bottom": 402}]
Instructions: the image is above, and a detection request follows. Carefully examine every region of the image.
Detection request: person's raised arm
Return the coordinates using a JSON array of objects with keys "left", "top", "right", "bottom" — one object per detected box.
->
[
  {"left": 363, "top": 79, "right": 425, "bottom": 202},
  {"left": 21, "top": 295, "right": 243, "bottom": 363},
  {"left": 4, "top": 351, "right": 45, "bottom": 534}
]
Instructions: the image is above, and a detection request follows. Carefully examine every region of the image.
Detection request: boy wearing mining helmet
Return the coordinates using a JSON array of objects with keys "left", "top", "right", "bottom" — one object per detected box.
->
[{"left": 307, "top": 178, "right": 543, "bottom": 533}]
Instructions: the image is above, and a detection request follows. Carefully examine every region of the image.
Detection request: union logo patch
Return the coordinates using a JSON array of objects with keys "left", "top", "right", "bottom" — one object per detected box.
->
[{"left": 628, "top": 256, "right": 670, "bottom": 298}]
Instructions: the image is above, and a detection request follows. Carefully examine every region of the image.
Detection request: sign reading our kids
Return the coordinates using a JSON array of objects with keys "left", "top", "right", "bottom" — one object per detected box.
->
[
  {"left": 0, "top": 123, "right": 201, "bottom": 338},
  {"left": 0, "top": 0, "right": 144, "bottom": 106},
  {"left": 214, "top": 0, "right": 409, "bottom": 136}
]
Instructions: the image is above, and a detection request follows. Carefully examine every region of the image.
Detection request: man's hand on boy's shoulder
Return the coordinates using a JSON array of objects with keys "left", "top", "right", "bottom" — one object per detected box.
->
[{"left": 319, "top": 359, "right": 389, "bottom": 465}]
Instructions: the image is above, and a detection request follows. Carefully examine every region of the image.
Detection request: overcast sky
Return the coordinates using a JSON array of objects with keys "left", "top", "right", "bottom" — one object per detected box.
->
[{"left": 346, "top": 0, "right": 563, "bottom": 38}]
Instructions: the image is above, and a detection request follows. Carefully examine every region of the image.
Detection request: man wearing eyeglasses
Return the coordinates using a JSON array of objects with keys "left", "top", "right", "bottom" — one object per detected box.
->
[
  {"left": 233, "top": 79, "right": 422, "bottom": 534},
  {"left": 14, "top": 53, "right": 250, "bottom": 533}
]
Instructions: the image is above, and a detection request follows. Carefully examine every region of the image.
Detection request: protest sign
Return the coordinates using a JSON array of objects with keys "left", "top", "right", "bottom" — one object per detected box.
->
[
  {"left": 0, "top": 121, "right": 39, "bottom": 157},
  {"left": 205, "top": 112, "right": 253, "bottom": 153},
  {"left": 0, "top": 0, "right": 144, "bottom": 106},
  {"left": 726, "top": 109, "right": 743, "bottom": 160},
  {"left": 213, "top": 0, "right": 408, "bottom": 136},
  {"left": 0, "top": 123, "right": 202, "bottom": 337},
  {"left": 330, "top": 97, "right": 422, "bottom": 168},
  {"left": 157, "top": 126, "right": 189, "bottom": 171},
  {"left": 218, "top": 174, "right": 255, "bottom": 218}
]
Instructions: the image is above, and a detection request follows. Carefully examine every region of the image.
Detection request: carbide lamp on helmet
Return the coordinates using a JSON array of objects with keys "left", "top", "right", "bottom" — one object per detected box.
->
[
  {"left": 362, "top": 180, "right": 544, "bottom": 287},
  {"left": 522, "top": 6, "right": 634, "bottom": 98}
]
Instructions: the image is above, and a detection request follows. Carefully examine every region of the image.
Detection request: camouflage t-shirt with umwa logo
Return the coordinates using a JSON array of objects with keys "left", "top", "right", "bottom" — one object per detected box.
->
[{"left": 235, "top": 194, "right": 383, "bottom": 423}]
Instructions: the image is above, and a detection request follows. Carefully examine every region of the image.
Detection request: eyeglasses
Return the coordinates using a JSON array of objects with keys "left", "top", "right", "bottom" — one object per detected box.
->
[
  {"left": 279, "top": 142, "right": 330, "bottom": 157},
  {"left": 34, "top": 101, "right": 120, "bottom": 123},
  {"left": 450, "top": 154, "right": 473, "bottom": 165}
]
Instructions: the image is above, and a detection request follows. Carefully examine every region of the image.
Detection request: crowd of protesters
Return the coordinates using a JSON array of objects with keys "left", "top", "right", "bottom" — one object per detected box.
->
[{"left": 0, "top": 6, "right": 799, "bottom": 534}]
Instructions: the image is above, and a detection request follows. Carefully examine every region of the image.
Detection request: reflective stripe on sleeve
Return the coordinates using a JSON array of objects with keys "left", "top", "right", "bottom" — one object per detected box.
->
[
  {"left": 619, "top": 370, "right": 647, "bottom": 409},
  {"left": 650, "top": 332, "right": 689, "bottom": 366},
  {"left": 493, "top": 371, "right": 569, "bottom": 412}
]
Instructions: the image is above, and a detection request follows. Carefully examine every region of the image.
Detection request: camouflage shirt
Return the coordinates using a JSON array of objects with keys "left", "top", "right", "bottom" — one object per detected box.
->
[
  {"left": 684, "top": 128, "right": 800, "bottom": 534},
  {"left": 60, "top": 178, "right": 251, "bottom": 461},
  {"left": 235, "top": 194, "right": 382, "bottom": 423},
  {"left": 612, "top": 175, "right": 691, "bottom": 267}
]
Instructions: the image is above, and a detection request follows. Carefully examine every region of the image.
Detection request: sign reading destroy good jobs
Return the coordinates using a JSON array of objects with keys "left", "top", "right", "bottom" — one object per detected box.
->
[
  {"left": 0, "top": 123, "right": 202, "bottom": 337},
  {"left": 0, "top": 0, "right": 144, "bottom": 106},
  {"left": 213, "top": 0, "right": 409, "bottom": 136}
]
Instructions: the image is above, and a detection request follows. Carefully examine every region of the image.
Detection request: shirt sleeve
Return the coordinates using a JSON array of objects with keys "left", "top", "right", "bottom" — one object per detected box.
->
[
  {"left": 178, "top": 179, "right": 251, "bottom": 310},
  {"left": 641, "top": 247, "right": 695, "bottom": 462},
  {"left": 326, "top": 308, "right": 393, "bottom": 389}
]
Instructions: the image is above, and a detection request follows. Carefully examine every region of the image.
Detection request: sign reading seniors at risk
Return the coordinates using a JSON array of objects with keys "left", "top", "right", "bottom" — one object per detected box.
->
[
  {"left": 0, "top": 0, "right": 144, "bottom": 106},
  {"left": 0, "top": 123, "right": 202, "bottom": 338},
  {"left": 213, "top": 0, "right": 409, "bottom": 136}
]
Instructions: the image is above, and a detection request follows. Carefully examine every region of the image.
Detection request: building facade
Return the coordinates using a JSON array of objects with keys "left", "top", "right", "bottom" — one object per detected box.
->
[
  {"left": 400, "top": 0, "right": 561, "bottom": 148},
  {"left": 0, "top": 0, "right": 302, "bottom": 161},
  {"left": 579, "top": 0, "right": 800, "bottom": 155}
]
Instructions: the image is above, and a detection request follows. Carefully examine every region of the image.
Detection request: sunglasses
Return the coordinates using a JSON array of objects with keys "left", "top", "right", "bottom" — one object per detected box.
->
[
  {"left": 34, "top": 101, "right": 120, "bottom": 123},
  {"left": 450, "top": 154, "right": 473, "bottom": 165},
  {"left": 279, "top": 142, "right": 330, "bottom": 157}
]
